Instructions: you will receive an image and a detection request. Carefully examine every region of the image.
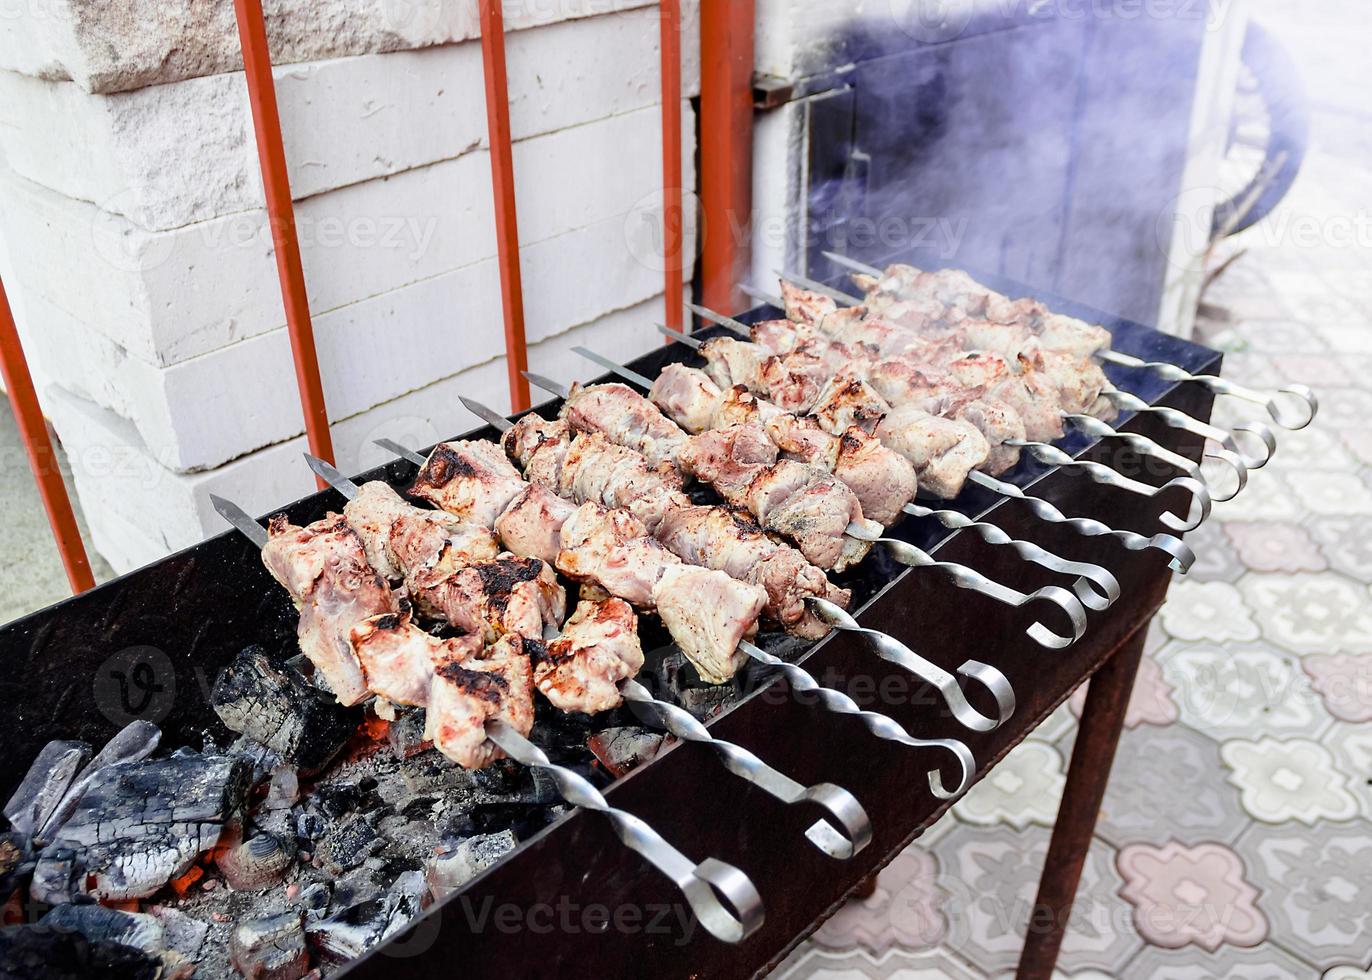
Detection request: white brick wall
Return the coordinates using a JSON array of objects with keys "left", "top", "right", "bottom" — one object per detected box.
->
[{"left": 0, "top": 1, "right": 702, "bottom": 574}]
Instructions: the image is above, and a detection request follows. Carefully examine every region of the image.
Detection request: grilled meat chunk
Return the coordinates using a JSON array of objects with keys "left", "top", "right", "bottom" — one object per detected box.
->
[
  {"left": 811, "top": 372, "right": 892, "bottom": 436},
  {"left": 875, "top": 405, "right": 991, "bottom": 499},
  {"left": 699, "top": 337, "right": 769, "bottom": 393},
  {"left": 343, "top": 480, "right": 500, "bottom": 588},
  {"left": 494, "top": 485, "right": 576, "bottom": 565},
  {"left": 426, "top": 636, "right": 535, "bottom": 770},
  {"left": 656, "top": 505, "right": 849, "bottom": 639},
  {"left": 651, "top": 363, "right": 723, "bottom": 434},
  {"left": 534, "top": 598, "right": 644, "bottom": 713},
  {"left": 409, "top": 441, "right": 526, "bottom": 528},
  {"left": 555, "top": 502, "right": 765, "bottom": 682},
  {"left": 833, "top": 427, "right": 919, "bottom": 526},
  {"left": 349, "top": 610, "right": 482, "bottom": 707},
  {"left": 261, "top": 514, "right": 399, "bottom": 706},
  {"left": 502, "top": 414, "right": 572, "bottom": 490},
  {"left": 952, "top": 396, "right": 1026, "bottom": 475},
  {"left": 679, "top": 422, "right": 779, "bottom": 488},
  {"left": 561, "top": 382, "right": 688, "bottom": 472},
  {"left": 423, "top": 554, "right": 566, "bottom": 644},
  {"left": 780, "top": 280, "right": 838, "bottom": 326},
  {"left": 560, "top": 432, "right": 689, "bottom": 534}
]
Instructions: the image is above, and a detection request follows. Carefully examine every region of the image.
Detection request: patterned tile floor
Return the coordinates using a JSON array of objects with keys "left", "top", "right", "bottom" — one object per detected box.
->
[{"left": 778, "top": 9, "right": 1372, "bottom": 979}]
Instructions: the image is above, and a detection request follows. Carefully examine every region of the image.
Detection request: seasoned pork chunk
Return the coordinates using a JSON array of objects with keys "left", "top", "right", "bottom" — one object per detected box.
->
[
  {"left": 426, "top": 636, "right": 535, "bottom": 770},
  {"left": 811, "top": 373, "right": 892, "bottom": 435},
  {"left": 561, "top": 382, "right": 688, "bottom": 472},
  {"left": 343, "top": 481, "right": 500, "bottom": 588},
  {"left": 833, "top": 427, "right": 919, "bottom": 526},
  {"left": 656, "top": 505, "right": 849, "bottom": 639},
  {"left": 262, "top": 513, "right": 399, "bottom": 706},
  {"left": 780, "top": 280, "right": 838, "bottom": 326},
  {"left": 1034, "top": 350, "right": 1113, "bottom": 417},
  {"left": 679, "top": 423, "right": 779, "bottom": 488},
  {"left": 349, "top": 610, "right": 482, "bottom": 707},
  {"left": 699, "top": 337, "right": 769, "bottom": 392},
  {"left": 991, "top": 367, "right": 1066, "bottom": 442},
  {"left": 651, "top": 363, "right": 723, "bottom": 434},
  {"left": 424, "top": 554, "right": 566, "bottom": 644},
  {"left": 534, "top": 598, "right": 644, "bottom": 713},
  {"left": 409, "top": 441, "right": 526, "bottom": 528},
  {"left": 749, "top": 461, "right": 879, "bottom": 572},
  {"left": 502, "top": 414, "right": 572, "bottom": 490},
  {"left": 495, "top": 485, "right": 576, "bottom": 565},
  {"left": 555, "top": 502, "right": 765, "bottom": 683},
  {"left": 875, "top": 405, "right": 991, "bottom": 499},
  {"left": 712, "top": 385, "right": 783, "bottom": 427},
  {"left": 560, "top": 432, "right": 689, "bottom": 534},
  {"left": 953, "top": 397, "right": 1026, "bottom": 475},
  {"left": 757, "top": 348, "right": 828, "bottom": 413}
]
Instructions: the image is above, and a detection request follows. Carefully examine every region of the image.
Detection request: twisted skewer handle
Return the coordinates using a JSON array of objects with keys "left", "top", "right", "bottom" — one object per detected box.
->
[
  {"left": 486, "top": 721, "right": 764, "bottom": 943},
  {"left": 903, "top": 502, "right": 1120, "bottom": 611},
  {"left": 618, "top": 680, "right": 872, "bottom": 859},
  {"left": 739, "top": 641, "right": 976, "bottom": 798},
  {"left": 1006, "top": 440, "right": 1212, "bottom": 532},
  {"left": 1098, "top": 350, "right": 1317, "bottom": 430},
  {"left": 1101, "top": 388, "right": 1273, "bottom": 472},
  {"left": 806, "top": 597, "right": 1015, "bottom": 732},
  {"left": 968, "top": 471, "right": 1196, "bottom": 574},
  {"left": 1062, "top": 413, "right": 1245, "bottom": 503},
  {"left": 848, "top": 527, "right": 1087, "bottom": 648}
]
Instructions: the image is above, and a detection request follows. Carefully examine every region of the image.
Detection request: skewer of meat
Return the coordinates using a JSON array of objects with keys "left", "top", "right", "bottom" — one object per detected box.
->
[
  {"left": 680, "top": 311, "right": 1195, "bottom": 574},
  {"left": 724, "top": 284, "right": 1212, "bottom": 533},
  {"left": 521, "top": 372, "right": 1089, "bottom": 650},
  {"left": 823, "top": 251, "right": 1317, "bottom": 433},
  {"left": 207, "top": 495, "right": 765, "bottom": 944},
  {"left": 457, "top": 399, "right": 1014, "bottom": 734},
  {"left": 363, "top": 443, "right": 878, "bottom": 852},
  {"left": 573, "top": 346, "right": 1121, "bottom": 611},
  {"left": 372, "top": 437, "right": 992, "bottom": 781}
]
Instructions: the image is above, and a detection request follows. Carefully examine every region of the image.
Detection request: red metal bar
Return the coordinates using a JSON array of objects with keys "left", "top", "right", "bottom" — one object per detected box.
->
[
  {"left": 660, "top": 0, "right": 684, "bottom": 339},
  {"left": 479, "top": 0, "right": 532, "bottom": 412},
  {"left": 699, "top": 0, "right": 756, "bottom": 314},
  {"left": 232, "top": 0, "right": 335, "bottom": 484},
  {"left": 0, "top": 277, "right": 95, "bottom": 594}
]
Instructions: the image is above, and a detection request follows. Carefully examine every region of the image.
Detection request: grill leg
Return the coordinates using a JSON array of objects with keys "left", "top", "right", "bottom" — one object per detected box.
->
[{"left": 1014, "top": 622, "right": 1147, "bottom": 980}]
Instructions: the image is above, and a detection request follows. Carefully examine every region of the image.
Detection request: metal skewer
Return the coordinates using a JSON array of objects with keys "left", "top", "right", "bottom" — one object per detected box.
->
[
  {"left": 523, "top": 368, "right": 1087, "bottom": 649},
  {"left": 210, "top": 490, "right": 765, "bottom": 942},
  {"left": 572, "top": 344, "right": 1118, "bottom": 611},
  {"left": 682, "top": 306, "right": 1195, "bottom": 573},
  {"left": 455, "top": 398, "right": 1014, "bottom": 740},
  {"left": 1100, "top": 388, "right": 1274, "bottom": 472},
  {"left": 763, "top": 274, "right": 1214, "bottom": 530},
  {"left": 819, "top": 251, "right": 1318, "bottom": 430},
  {"left": 365, "top": 444, "right": 875, "bottom": 854}
]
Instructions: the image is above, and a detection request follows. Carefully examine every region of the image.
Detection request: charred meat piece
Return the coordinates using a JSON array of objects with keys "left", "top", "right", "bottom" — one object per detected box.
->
[
  {"left": 560, "top": 382, "right": 688, "bottom": 472},
  {"left": 261, "top": 513, "right": 399, "bottom": 706},
  {"left": 534, "top": 598, "right": 644, "bottom": 713},
  {"left": 811, "top": 372, "right": 892, "bottom": 435},
  {"left": 656, "top": 505, "right": 848, "bottom": 639},
  {"left": 780, "top": 279, "right": 838, "bottom": 326},
  {"left": 502, "top": 413, "right": 574, "bottom": 490},
  {"left": 422, "top": 554, "right": 566, "bottom": 644},
  {"left": 495, "top": 484, "right": 576, "bottom": 565},
  {"left": 876, "top": 405, "right": 991, "bottom": 499},
  {"left": 350, "top": 610, "right": 483, "bottom": 707},
  {"left": 757, "top": 347, "right": 829, "bottom": 413},
  {"left": 426, "top": 636, "right": 536, "bottom": 770},
  {"left": 409, "top": 441, "right": 526, "bottom": 529}
]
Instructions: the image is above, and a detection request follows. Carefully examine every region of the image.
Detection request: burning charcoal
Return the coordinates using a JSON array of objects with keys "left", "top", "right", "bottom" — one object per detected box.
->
[
  {"left": 229, "top": 911, "right": 310, "bottom": 980},
  {"left": 400, "top": 758, "right": 477, "bottom": 798},
  {"left": 37, "top": 722, "right": 162, "bottom": 842},
  {"left": 2, "top": 740, "right": 90, "bottom": 837},
  {"left": 0, "top": 831, "right": 35, "bottom": 896},
  {"left": 306, "top": 870, "right": 426, "bottom": 962},
  {"left": 213, "top": 649, "right": 361, "bottom": 775},
  {"left": 145, "top": 907, "right": 210, "bottom": 967},
  {"left": 31, "top": 751, "right": 250, "bottom": 904},
  {"left": 425, "top": 831, "right": 517, "bottom": 901},
  {"left": 587, "top": 726, "right": 665, "bottom": 778},
  {"left": 523, "top": 768, "right": 561, "bottom": 805},
  {"left": 217, "top": 828, "right": 297, "bottom": 891},
  {"left": 387, "top": 709, "right": 431, "bottom": 760},
  {"left": 41, "top": 905, "right": 164, "bottom": 956},
  {"left": 316, "top": 816, "right": 384, "bottom": 875},
  {"left": 294, "top": 882, "right": 332, "bottom": 921},
  {"left": 265, "top": 768, "right": 300, "bottom": 811},
  {"left": 471, "top": 759, "right": 523, "bottom": 795},
  {"left": 0, "top": 925, "right": 163, "bottom": 979}
]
